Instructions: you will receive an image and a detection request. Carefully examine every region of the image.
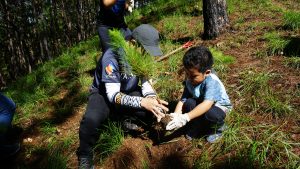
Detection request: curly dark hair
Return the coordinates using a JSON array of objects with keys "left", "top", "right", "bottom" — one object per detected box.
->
[{"left": 183, "top": 46, "right": 214, "bottom": 73}]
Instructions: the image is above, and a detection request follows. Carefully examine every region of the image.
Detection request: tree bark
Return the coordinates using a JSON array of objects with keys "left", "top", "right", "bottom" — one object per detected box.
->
[{"left": 203, "top": 0, "right": 229, "bottom": 40}]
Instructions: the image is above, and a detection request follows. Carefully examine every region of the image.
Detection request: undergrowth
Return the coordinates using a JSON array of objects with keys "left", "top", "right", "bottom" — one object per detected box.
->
[
  {"left": 238, "top": 70, "right": 293, "bottom": 116},
  {"left": 94, "top": 120, "right": 124, "bottom": 162}
]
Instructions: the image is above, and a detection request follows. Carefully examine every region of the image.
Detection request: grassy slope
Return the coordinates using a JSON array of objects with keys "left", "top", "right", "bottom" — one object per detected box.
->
[{"left": 2, "top": 0, "right": 299, "bottom": 168}]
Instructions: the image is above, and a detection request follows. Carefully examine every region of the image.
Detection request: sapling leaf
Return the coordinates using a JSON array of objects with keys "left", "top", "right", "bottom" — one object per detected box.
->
[{"left": 109, "top": 29, "right": 159, "bottom": 79}]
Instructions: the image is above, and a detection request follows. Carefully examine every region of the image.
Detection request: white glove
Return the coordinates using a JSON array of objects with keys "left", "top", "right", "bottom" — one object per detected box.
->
[{"left": 166, "top": 113, "right": 190, "bottom": 131}]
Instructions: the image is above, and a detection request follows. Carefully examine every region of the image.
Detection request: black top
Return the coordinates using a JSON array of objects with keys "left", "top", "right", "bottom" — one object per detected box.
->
[{"left": 97, "top": 0, "right": 127, "bottom": 28}]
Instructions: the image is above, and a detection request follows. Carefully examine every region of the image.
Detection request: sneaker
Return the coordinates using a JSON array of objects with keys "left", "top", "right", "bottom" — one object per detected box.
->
[
  {"left": 206, "top": 124, "right": 228, "bottom": 143},
  {"left": 78, "top": 157, "right": 94, "bottom": 169},
  {"left": 206, "top": 133, "right": 222, "bottom": 143},
  {"left": 0, "top": 142, "right": 20, "bottom": 157},
  {"left": 217, "top": 124, "right": 228, "bottom": 132}
]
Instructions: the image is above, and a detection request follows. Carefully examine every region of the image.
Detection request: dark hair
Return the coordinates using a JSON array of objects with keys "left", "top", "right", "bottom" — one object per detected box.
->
[{"left": 183, "top": 46, "right": 214, "bottom": 73}]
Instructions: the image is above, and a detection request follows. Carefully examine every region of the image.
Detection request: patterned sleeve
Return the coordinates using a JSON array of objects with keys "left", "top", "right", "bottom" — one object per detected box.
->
[
  {"left": 105, "top": 83, "right": 142, "bottom": 108},
  {"left": 114, "top": 92, "right": 142, "bottom": 108}
]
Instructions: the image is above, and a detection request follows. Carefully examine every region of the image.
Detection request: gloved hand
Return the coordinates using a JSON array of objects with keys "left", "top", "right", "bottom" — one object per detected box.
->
[{"left": 166, "top": 113, "right": 190, "bottom": 131}]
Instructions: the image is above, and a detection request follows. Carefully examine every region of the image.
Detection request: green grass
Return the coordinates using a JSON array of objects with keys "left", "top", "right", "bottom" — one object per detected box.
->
[
  {"left": 263, "top": 32, "right": 290, "bottom": 55},
  {"left": 126, "top": 0, "right": 200, "bottom": 29},
  {"left": 284, "top": 56, "right": 300, "bottom": 69},
  {"left": 40, "top": 121, "right": 57, "bottom": 135},
  {"left": 2, "top": 37, "right": 98, "bottom": 125},
  {"left": 284, "top": 11, "right": 300, "bottom": 30},
  {"left": 44, "top": 150, "right": 68, "bottom": 169},
  {"left": 94, "top": 120, "right": 124, "bottom": 160},
  {"left": 194, "top": 151, "right": 213, "bottom": 169},
  {"left": 160, "top": 14, "right": 203, "bottom": 40},
  {"left": 196, "top": 111, "right": 300, "bottom": 168},
  {"left": 238, "top": 70, "right": 293, "bottom": 116},
  {"left": 210, "top": 48, "right": 235, "bottom": 75}
]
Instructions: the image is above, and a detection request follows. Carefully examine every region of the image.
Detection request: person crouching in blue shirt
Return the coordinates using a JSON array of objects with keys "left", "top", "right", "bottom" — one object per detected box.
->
[{"left": 166, "top": 46, "right": 232, "bottom": 143}]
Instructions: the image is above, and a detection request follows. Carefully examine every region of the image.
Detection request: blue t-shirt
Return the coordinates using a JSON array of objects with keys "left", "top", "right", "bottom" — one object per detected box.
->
[
  {"left": 92, "top": 49, "right": 139, "bottom": 95},
  {"left": 181, "top": 73, "right": 232, "bottom": 110}
]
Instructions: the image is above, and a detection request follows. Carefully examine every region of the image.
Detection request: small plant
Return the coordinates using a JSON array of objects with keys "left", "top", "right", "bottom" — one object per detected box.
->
[
  {"left": 284, "top": 11, "right": 300, "bottom": 30},
  {"left": 255, "top": 49, "right": 268, "bottom": 59},
  {"left": 109, "top": 29, "right": 159, "bottom": 79}
]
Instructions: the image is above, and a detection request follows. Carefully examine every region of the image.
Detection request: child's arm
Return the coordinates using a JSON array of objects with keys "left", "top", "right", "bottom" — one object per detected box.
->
[
  {"left": 174, "top": 84, "right": 190, "bottom": 114},
  {"left": 174, "top": 101, "right": 184, "bottom": 114},
  {"left": 186, "top": 100, "right": 214, "bottom": 120}
]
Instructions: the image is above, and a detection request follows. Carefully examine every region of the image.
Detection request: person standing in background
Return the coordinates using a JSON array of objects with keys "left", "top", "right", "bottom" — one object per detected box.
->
[{"left": 97, "top": 0, "right": 132, "bottom": 54}]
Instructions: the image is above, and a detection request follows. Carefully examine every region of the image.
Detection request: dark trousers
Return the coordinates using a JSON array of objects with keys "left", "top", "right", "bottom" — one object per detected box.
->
[
  {"left": 183, "top": 98, "right": 226, "bottom": 136},
  {"left": 77, "top": 89, "right": 151, "bottom": 157},
  {"left": 97, "top": 25, "right": 132, "bottom": 54}
]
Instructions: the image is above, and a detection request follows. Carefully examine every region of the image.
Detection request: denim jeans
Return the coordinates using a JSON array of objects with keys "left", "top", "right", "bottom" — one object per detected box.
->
[{"left": 0, "top": 93, "right": 16, "bottom": 137}]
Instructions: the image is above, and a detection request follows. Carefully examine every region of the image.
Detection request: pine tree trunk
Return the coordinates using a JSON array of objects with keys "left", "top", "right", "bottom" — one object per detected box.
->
[{"left": 203, "top": 0, "right": 229, "bottom": 40}]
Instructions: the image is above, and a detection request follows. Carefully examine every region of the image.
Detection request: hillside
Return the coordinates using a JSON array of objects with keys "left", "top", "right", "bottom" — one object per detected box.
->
[{"left": 1, "top": 0, "right": 299, "bottom": 168}]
